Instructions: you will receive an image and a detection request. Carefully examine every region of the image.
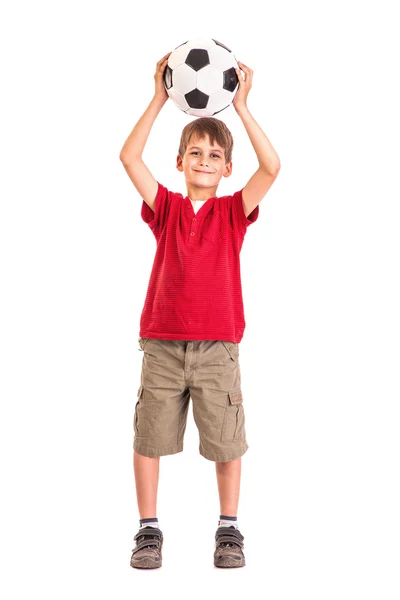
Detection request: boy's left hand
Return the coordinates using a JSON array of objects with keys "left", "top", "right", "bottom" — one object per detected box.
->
[{"left": 233, "top": 61, "right": 253, "bottom": 109}]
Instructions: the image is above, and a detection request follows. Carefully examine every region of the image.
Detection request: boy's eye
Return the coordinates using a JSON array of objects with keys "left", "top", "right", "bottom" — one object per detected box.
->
[{"left": 191, "top": 151, "right": 220, "bottom": 158}]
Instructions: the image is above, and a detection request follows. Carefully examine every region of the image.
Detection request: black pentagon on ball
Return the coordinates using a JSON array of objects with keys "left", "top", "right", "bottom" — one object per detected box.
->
[
  {"left": 185, "top": 49, "right": 210, "bottom": 71},
  {"left": 212, "top": 39, "right": 232, "bottom": 53},
  {"left": 223, "top": 67, "right": 239, "bottom": 92},
  {"left": 164, "top": 65, "right": 173, "bottom": 89},
  {"left": 185, "top": 88, "right": 209, "bottom": 109}
]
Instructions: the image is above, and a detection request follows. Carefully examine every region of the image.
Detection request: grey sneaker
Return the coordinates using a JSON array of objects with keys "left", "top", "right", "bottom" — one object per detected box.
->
[
  {"left": 130, "top": 526, "right": 163, "bottom": 569},
  {"left": 214, "top": 526, "right": 246, "bottom": 568}
]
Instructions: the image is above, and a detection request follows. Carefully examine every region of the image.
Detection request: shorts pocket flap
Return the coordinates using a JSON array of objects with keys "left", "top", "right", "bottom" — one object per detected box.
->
[{"left": 228, "top": 389, "right": 243, "bottom": 405}]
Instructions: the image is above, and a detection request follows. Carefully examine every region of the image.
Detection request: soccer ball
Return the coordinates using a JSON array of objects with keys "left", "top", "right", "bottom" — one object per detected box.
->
[{"left": 163, "top": 38, "right": 239, "bottom": 117}]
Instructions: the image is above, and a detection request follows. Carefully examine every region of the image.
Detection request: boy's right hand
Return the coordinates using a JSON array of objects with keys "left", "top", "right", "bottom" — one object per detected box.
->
[{"left": 154, "top": 52, "right": 172, "bottom": 102}]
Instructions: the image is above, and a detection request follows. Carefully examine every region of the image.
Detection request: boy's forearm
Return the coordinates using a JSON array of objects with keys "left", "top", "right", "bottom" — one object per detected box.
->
[
  {"left": 234, "top": 104, "right": 281, "bottom": 174},
  {"left": 119, "top": 95, "right": 167, "bottom": 161}
]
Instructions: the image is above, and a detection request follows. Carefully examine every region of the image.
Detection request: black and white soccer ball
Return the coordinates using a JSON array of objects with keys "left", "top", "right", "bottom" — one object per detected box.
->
[{"left": 163, "top": 38, "right": 239, "bottom": 117}]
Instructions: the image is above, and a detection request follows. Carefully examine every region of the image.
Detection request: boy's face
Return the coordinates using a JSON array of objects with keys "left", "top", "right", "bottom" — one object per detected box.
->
[{"left": 176, "top": 134, "right": 232, "bottom": 194}]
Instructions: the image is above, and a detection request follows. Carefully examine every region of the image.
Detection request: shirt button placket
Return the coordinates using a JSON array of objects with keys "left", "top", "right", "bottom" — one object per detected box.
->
[{"left": 190, "top": 215, "right": 198, "bottom": 244}]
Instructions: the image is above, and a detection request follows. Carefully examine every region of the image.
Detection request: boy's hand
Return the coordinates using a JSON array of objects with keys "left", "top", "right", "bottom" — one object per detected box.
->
[
  {"left": 233, "top": 61, "right": 253, "bottom": 110},
  {"left": 154, "top": 52, "right": 172, "bottom": 102}
]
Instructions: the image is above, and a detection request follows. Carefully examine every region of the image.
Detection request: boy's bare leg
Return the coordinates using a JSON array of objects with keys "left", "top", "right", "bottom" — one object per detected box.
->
[
  {"left": 215, "top": 456, "right": 242, "bottom": 516},
  {"left": 133, "top": 450, "right": 160, "bottom": 519}
]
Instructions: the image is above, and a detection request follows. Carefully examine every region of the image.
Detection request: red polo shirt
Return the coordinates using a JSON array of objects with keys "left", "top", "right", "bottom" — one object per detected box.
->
[{"left": 139, "top": 182, "right": 259, "bottom": 343}]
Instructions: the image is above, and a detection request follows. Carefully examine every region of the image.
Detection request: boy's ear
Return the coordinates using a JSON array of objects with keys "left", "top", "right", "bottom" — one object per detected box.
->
[
  {"left": 176, "top": 155, "right": 183, "bottom": 171},
  {"left": 223, "top": 161, "right": 233, "bottom": 177}
]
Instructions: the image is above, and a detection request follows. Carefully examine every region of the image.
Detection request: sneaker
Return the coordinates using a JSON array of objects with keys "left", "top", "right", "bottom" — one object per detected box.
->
[
  {"left": 214, "top": 526, "right": 246, "bottom": 568},
  {"left": 130, "top": 526, "right": 163, "bottom": 569}
]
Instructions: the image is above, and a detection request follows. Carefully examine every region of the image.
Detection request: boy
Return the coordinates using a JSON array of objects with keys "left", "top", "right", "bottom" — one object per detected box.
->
[{"left": 119, "top": 52, "right": 280, "bottom": 569}]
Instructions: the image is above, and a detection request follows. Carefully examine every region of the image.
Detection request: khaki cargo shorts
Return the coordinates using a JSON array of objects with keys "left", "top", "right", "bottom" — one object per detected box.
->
[{"left": 133, "top": 338, "right": 249, "bottom": 462}]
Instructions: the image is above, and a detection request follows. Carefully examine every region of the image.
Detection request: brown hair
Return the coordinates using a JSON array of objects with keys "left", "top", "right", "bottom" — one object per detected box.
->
[{"left": 178, "top": 117, "right": 234, "bottom": 164}]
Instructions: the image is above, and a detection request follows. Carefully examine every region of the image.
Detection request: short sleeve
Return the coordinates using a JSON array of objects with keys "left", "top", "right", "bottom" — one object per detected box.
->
[
  {"left": 141, "top": 181, "right": 170, "bottom": 236},
  {"left": 229, "top": 188, "right": 259, "bottom": 231}
]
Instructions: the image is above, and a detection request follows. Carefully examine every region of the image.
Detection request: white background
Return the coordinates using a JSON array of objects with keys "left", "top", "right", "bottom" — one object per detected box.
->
[{"left": 1, "top": 0, "right": 399, "bottom": 598}]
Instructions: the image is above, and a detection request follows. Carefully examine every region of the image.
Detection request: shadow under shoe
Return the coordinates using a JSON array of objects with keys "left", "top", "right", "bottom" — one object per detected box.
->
[
  {"left": 214, "top": 526, "right": 246, "bottom": 568},
  {"left": 130, "top": 526, "right": 163, "bottom": 569}
]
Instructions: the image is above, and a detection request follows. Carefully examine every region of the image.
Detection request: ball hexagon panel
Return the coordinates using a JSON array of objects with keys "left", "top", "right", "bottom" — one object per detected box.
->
[
  {"left": 186, "top": 38, "right": 215, "bottom": 50},
  {"left": 185, "top": 107, "right": 211, "bottom": 118},
  {"left": 197, "top": 65, "right": 222, "bottom": 95},
  {"left": 168, "top": 44, "right": 191, "bottom": 70},
  {"left": 168, "top": 87, "right": 190, "bottom": 112},
  {"left": 172, "top": 64, "right": 197, "bottom": 95},
  {"left": 207, "top": 44, "right": 235, "bottom": 72},
  {"left": 206, "top": 89, "right": 236, "bottom": 115}
]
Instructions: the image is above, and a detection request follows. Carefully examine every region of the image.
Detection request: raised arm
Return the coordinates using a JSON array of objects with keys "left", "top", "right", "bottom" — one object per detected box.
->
[
  {"left": 233, "top": 62, "right": 281, "bottom": 218},
  {"left": 119, "top": 52, "right": 171, "bottom": 210}
]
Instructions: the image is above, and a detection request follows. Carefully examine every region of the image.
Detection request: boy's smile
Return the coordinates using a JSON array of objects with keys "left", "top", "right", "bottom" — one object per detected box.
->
[{"left": 176, "top": 134, "right": 232, "bottom": 200}]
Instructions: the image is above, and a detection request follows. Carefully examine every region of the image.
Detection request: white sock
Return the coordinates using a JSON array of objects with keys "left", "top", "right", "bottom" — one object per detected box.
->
[
  {"left": 218, "top": 515, "right": 238, "bottom": 529},
  {"left": 139, "top": 517, "right": 159, "bottom": 530}
]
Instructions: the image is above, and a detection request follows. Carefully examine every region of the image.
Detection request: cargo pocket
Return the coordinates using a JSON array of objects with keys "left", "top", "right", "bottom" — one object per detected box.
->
[
  {"left": 221, "top": 388, "right": 245, "bottom": 442},
  {"left": 221, "top": 341, "right": 239, "bottom": 361},
  {"left": 134, "top": 384, "right": 148, "bottom": 437}
]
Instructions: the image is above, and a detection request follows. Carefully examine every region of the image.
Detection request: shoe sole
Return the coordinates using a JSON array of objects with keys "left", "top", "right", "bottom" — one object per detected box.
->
[
  {"left": 214, "top": 557, "right": 245, "bottom": 568},
  {"left": 130, "top": 558, "right": 162, "bottom": 569}
]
